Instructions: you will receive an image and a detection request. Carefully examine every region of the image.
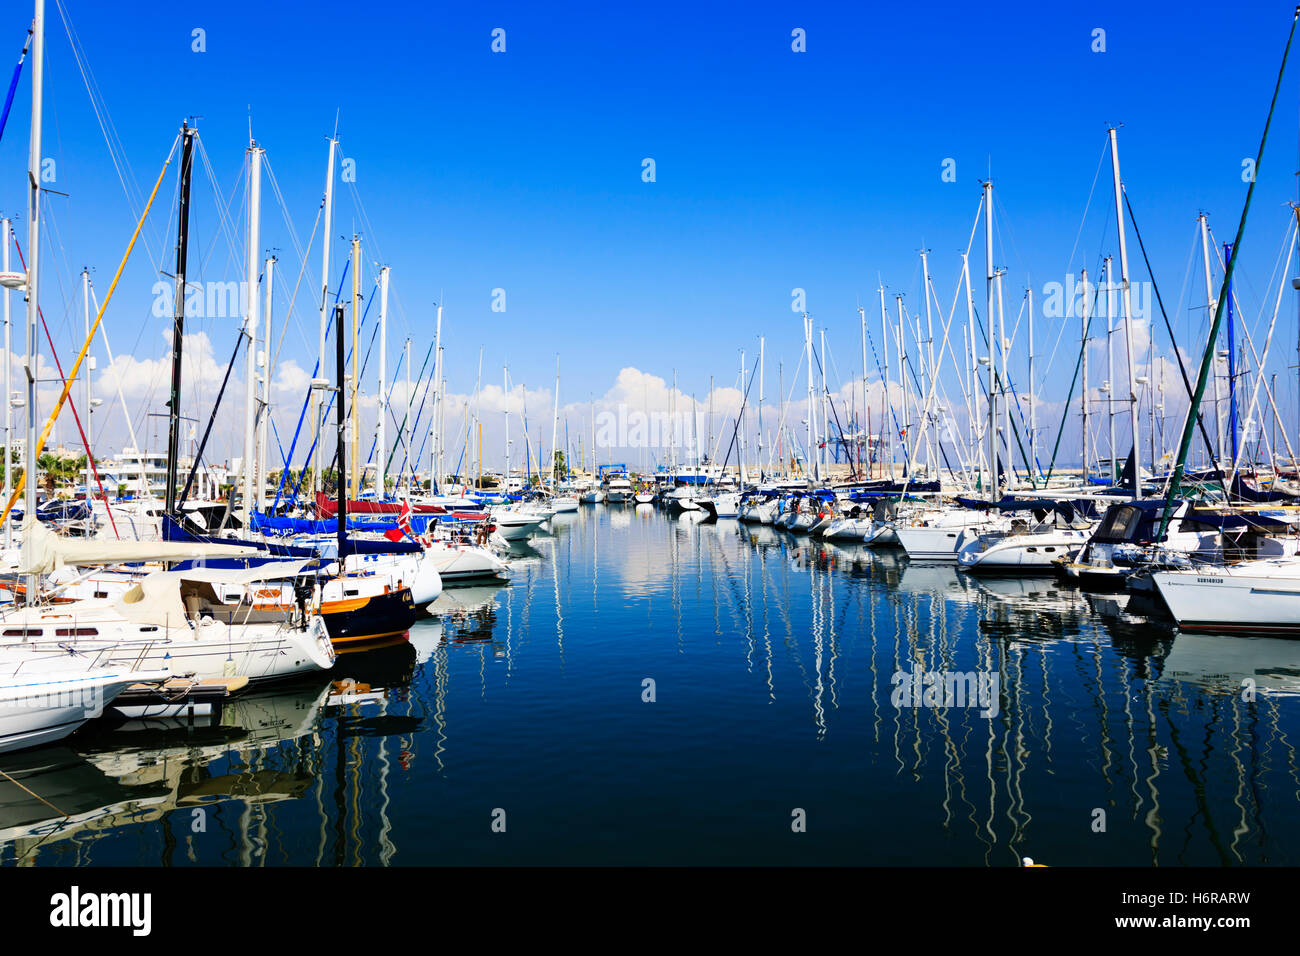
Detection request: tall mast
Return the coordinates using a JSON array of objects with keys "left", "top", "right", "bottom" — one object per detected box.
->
[
  {"left": 258, "top": 254, "right": 275, "bottom": 511},
  {"left": 1224, "top": 242, "right": 1239, "bottom": 467},
  {"left": 430, "top": 303, "right": 442, "bottom": 492},
  {"left": 2, "top": 218, "right": 11, "bottom": 548},
  {"left": 164, "top": 123, "right": 196, "bottom": 517},
  {"left": 503, "top": 365, "right": 510, "bottom": 490},
  {"left": 550, "top": 355, "right": 560, "bottom": 486},
  {"left": 738, "top": 348, "right": 747, "bottom": 487},
  {"left": 819, "top": 328, "right": 828, "bottom": 475},
  {"left": 402, "top": 338, "right": 410, "bottom": 493},
  {"left": 1199, "top": 216, "right": 1224, "bottom": 464},
  {"left": 757, "top": 335, "right": 765, "bottom": 484},
  {"left": 803, "top": 312, "right": 815, "bottom": 482},
  {"left": 879, "top": 286, "right": 893, "bottom": 481},
  {"left": 349, "top": 235, "right": 360, "bottom": 500},
  {"left": 1105, "top": 256, "right": 1117, "bottom": 480},
  {"left": 984, "top": 179, "right": 997, "bottom": 500},
  {"left": 1080, "top": 269, "right": 1090, "bottom": 483},
  {"left": 240, "top": 141, "right": 263, "bottom": 528},
  {"left": 995, "top": 269, "right": 1012, "bottom": 489},
  {"left": 375, "top": 265, "right": 389, "bottom": 496},
  {"left": 334, "top": 303, "right": 346, "bottom": 558},
  {"left": 81, "top": 268, "right": 91, "bottom": 511},
  {"left": 1027, "top": 285, "right": 1036, "bottom": 484},
  {"left": 857, "top": 307, "right": 867, "bottom": 478},
  {"left": 23, "top": 0, "right": 43, "bottom": 583},
  {"left": 312, "top": 135, "right": 337, "bottom": 497},
  {"left": 920, "top": 249, "right": 937, "bottom": 476},
  {"left": 1108, "top": 126, "right": 1141, "bottom": 498},
  {"left": 961, "top": 252, "right": 979, "bottom": 485},
  {"left": 895, "top": 295, "right": 908, "bottom": 478}
]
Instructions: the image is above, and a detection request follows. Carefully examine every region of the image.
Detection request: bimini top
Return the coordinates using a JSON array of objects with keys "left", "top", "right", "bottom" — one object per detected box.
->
[{"left": 115, "top": 561, "right": 312, "bottom": 626}]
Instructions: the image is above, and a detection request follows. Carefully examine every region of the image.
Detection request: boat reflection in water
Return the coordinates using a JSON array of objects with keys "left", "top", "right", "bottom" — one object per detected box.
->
[{"left": 3, "top": 509, "right": 1300, "bottom": 866}]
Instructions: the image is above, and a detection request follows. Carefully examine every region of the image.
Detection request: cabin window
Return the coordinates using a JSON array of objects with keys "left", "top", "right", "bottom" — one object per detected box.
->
[
  {"left": 1045, "top": 547, "right": 1055, "bottom": 553},
  {"left": 55, "top": 627, "right": 98, "bottom": 637},
  {"left": 3, "top": 628, "right": 39, "bottom": 637},
  {"left": 94, "top": 591, "right": 108, "bottom": 599},
  {"left": 345, "top": 589, "right": 359, "bottom": 597},
  {"left": 1027, "top": 547, "right": 1037, "bottom": 553}
]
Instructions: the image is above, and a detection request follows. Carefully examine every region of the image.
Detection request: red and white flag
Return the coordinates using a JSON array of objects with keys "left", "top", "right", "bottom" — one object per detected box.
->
[{"left": 397, "top": 499, "right": 414, "bottom": 536}]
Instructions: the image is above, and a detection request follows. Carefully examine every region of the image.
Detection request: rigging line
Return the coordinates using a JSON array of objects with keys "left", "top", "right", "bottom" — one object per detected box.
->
[
  {"left": 178, "top": 331, "right": 245, "bottom": 509},
  {"left": 261, "top": 155, "right": 306, "bottom": 263},
  {"left": 1227, "top": 222, "right": 1299, "bottom": 484},
  {"left": 54, "top": 0, "right": 162, "bottom": 272},
  {"left": 0, "top": 23, "right": 32, "bottom": 145},
  {"left": 269, "top": 196, "right": 324, "bottom": 376},
  {"left": 11, "top": 235, "right": 119, "bottom": 538},
  {"left": 1124, "top": 187, "right": 1228, "bottom": 493},
  {"left": 1159, "top": 9, "right": 1299, "bottom": 539},
  {"left": 193, "top": 134, "right": 248, "bottom": 302},
  {"left": 0, "top": 141, "right": 175, "bottom": 528},
  {"left": 1042, "top": 277, "right": 1104, "bottom": 486},
  {"left": 1064, "top": 138, "right": 1112, "bottom": 275},
  {"left": 88, "top": 285, "right": 155, "bottom": 511}
]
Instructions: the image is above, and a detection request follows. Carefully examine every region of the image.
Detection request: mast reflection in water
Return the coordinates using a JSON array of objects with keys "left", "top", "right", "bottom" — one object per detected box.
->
[{"left": 2, "top": 506, "right": 1299, "bottom": 866}]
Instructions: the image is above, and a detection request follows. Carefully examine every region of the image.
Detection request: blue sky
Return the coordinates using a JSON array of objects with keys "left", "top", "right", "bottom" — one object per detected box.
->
[{"left": 1, "top": 0, "right": 1298, "bottom": 472}]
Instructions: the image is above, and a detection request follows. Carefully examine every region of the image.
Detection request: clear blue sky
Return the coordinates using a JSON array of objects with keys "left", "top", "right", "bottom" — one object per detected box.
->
[{"left": 1, "top": 0, "right": 1298, "bottom": 469}]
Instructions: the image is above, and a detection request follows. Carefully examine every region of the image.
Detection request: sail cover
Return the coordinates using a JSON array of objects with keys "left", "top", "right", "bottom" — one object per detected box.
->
[{"left": 19, "top": 518, "right": 262, "bottom": 574}]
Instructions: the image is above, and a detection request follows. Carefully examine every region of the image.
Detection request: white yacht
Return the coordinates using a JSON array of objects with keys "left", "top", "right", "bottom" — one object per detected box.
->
[{"left": 0, "top": 646, "right": 170, "bottom": 753}]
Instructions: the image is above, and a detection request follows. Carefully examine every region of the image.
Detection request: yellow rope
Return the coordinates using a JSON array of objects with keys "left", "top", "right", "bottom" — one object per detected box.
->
[{"left": 0, "top": 141, "right": 175, "bottom": 530}]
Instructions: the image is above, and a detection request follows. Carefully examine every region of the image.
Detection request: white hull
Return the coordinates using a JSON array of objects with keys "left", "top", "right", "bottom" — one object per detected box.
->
[{"left": 1154, "top": 559, "right": 1300, "bottom": 633}]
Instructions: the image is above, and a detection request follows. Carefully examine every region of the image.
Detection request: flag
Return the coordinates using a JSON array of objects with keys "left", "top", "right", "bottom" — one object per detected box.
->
[{"left": 397, "top": 499, "right": 413, "bottom": 537}]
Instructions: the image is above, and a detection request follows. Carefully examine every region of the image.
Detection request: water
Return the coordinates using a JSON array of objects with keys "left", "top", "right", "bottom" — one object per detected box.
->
[{"left": 3, "top": 504, "right": 1300, "bottom": 866}]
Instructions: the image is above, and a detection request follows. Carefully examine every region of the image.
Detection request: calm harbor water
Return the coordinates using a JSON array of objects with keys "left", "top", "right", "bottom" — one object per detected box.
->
[{"left": 3, "top": 504, "right": 1299, "bottom": 866}]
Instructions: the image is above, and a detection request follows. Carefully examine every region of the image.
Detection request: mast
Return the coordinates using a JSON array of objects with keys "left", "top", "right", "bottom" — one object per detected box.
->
[
  {"left": 23, "top": 0, "right": 42, "bottom": 588},
  {"left": 857, "top": 307, "right": 867, "bottom": 478},
  {"left": 1225, "top": 242, "right": 1239, "bottom": 468},
  {"left": 240, "top": 141, "right": 263, "bottom": 529},
  {"left": 375, "top": 265, "right": 389, "bottom": 497},
  {"left": 1080, "top": 269, "right": 1090, "bottom": 484},
  {"left": 2, "top": 218, "right": 10, "bottom": 548},
  {"left": 312, "top": 135, "right": 337, "bottom": 497},
  {"left": 503, "top": 365, "right": 510, "bottom": 491},
  {"left": 961, "top": 252, "right": 979, "bottom": 486},
  {"left": 164, "top": 123, "right": 196, "bottom": 517},
  {"left": 1108, "top": 126, "right": 1142, "bottom": 498},
  {"left": 819, "top": 328, "right": 828, "bottom": 475},
  {"left": 757, "top": 335, "right": 765, "bottom": 484},
  {"left": 920, "top": 249, "right": 937, "bottom": 475},
  {"left": 81, "top": 267, "right": 91, "bottom": 511},
  {"left": 1105, "top": 256, "right": 1117, "bottom": 480},
  {"left": 895, "top": 295, "right": 908, "bottom": 478},
  {"left": 1199, "top": 215, "right": 1224, "bottom": 463},
  {"left": 553, "top": 356, "right": 564, "bottom": 486},
  {"left": 402, "top": 337, "right": 410, "bottom": 493},
  {"left": 334, "top": 303, "right": 346, "bottom": 559},
  {"left": 983, "top": 179, "right": 997, "bottom": 500},
  {"left": 803, "top": 312, "right": 815, "bottom": 482},
  {"left": 738, "top": 348, "right": 747, "bottom": 488},
  {"left": 879, "top": 285, "right": 893, "bottom": 481},
  {"left": 258, "top": 254, "right": 275, "bottom": 511},
  {"left": 995, "top": 269, "right": 1012, "bottom": 488},
  {"left": 349, "top": 235, "right": 360, "bottom": 500},
  {"left": 1027, "top": 285, "right": 1036, "bottom": 483}
]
